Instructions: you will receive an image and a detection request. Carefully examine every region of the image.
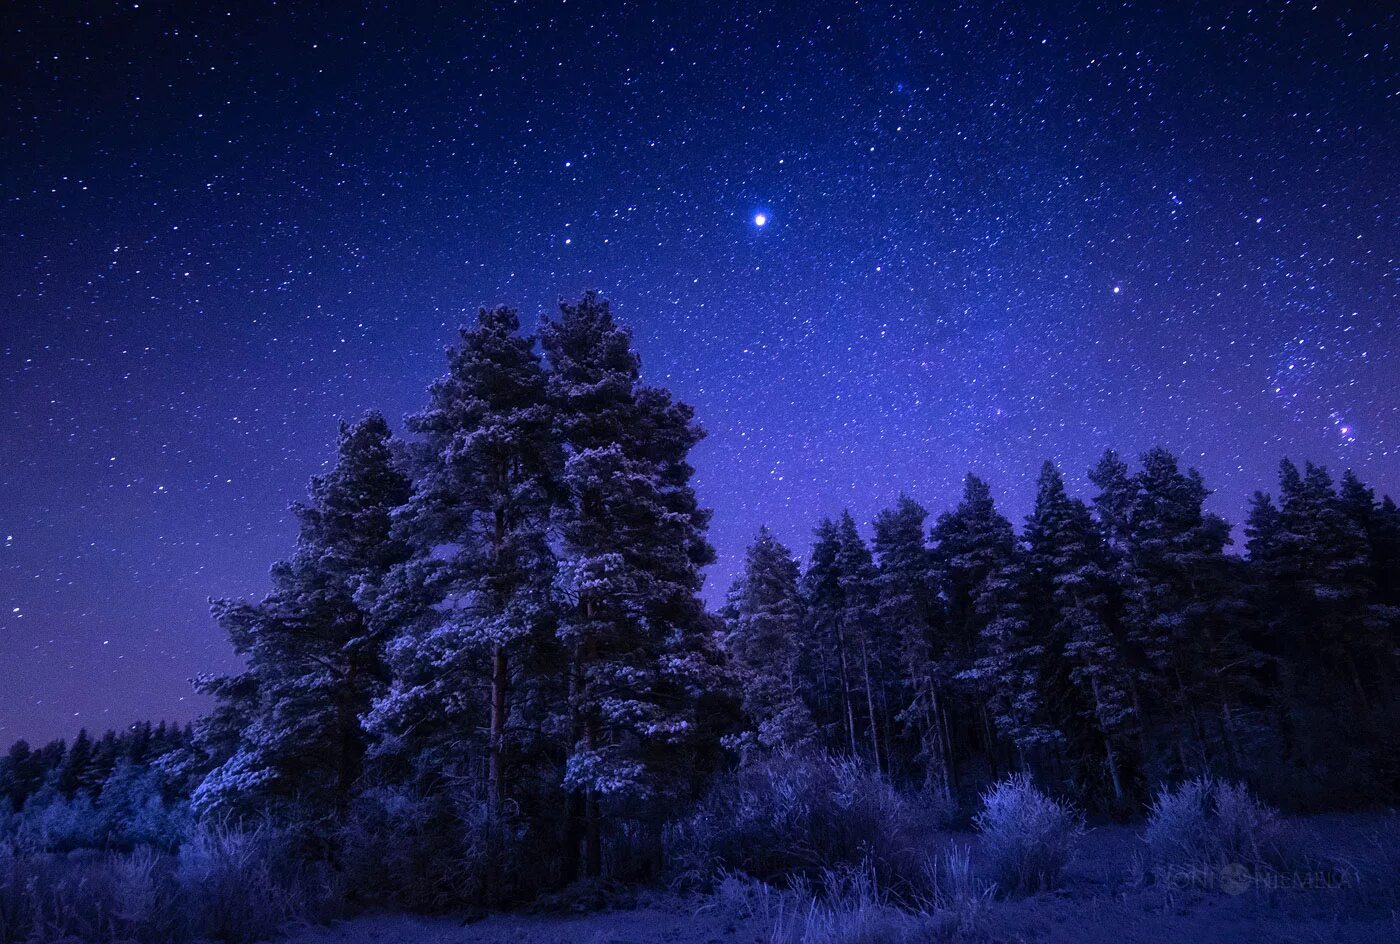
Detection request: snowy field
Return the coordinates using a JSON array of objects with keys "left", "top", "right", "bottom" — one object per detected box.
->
[{"left": 285, "top": 816, "right": 1400, "bottom": 944}]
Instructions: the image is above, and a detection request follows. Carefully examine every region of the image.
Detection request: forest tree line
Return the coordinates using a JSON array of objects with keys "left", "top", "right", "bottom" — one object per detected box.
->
[{"left": 3, "top": 293, "right": 1398, "bottom": 903}]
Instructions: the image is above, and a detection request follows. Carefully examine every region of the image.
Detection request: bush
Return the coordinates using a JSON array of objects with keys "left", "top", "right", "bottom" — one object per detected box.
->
[
  {"left": 179, "top": 821, "right": 337, "bottom": 942},
  {"left": 0, "top": 823, "right": 333, "bottom": 944},
  {"left": 973, "top": 773, "right": 1081, "bottom": 896},
  {"left": 338, "top": 784, "right": 495, "bottom": 910},
  {"left": 768, "top": 865, "right": 955, "bottom": 944},
  {"left": 4, "top": 763, "right": 189, "bottom": 855},
  {"left": 919, "top": 844, "right": 993, "bottom": 934},
  {"left": 0, "top": 841, "right": 182, "bottom": 944},
  {"left": 669, "top": 750, "right": 952, "bottom": 898},
  {"left": 339, "top": 779, "right": 565, "bottom": 911},
  {"left": 1143, "top": 776, "right": 1288, "bottom": 881}
]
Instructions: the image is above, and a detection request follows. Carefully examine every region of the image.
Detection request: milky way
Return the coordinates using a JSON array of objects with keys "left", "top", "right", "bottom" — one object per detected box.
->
[{"left": 2, "top": 2, "right": 1397, "bottom": 741}]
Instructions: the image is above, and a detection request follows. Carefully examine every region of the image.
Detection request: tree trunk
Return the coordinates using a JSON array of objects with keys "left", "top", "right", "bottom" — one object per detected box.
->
[
  {"left": 585, "top": 787, "right": 602, "bottom": 878},
  {"left": 934, "top": 688, "right": 958, "bottom": 802},
  {"left": 1090, "top": 676, "right": 1125, "bottom": 807},
  {"left": 488, "top": 645, "right": 509, "bottom": 811},
  {"left": 834, "top": 620, "right": 859, "bottom": 758},
  {"left": 563, "top": 636, "right": 584, "bottom": 884},
  {"left": 562, "top": 790, "right": 584, "bottom": 883},
  {"left": 1104, "top": 736, "right": 1125, "bottom": 808},
  {"left": 860, "top": 636, "right": 882, "bottom": 772}
]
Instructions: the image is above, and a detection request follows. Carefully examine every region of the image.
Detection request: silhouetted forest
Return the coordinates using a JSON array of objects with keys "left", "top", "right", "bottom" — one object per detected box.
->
[{"left": 4, "top": 294, "right": 1398, "bottom": 918}]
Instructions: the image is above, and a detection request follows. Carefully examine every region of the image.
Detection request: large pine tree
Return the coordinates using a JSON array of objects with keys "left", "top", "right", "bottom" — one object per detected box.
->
[
  {"left": 368, "top": 307, "right": 562, "bottom": 822},
  {"left": 1247, "top": 460, "right": 1399, "bottom": 798},
  {"left": 195, "top": 414, "right": 411, "bottom": 823},
  {"left": 1109, "top": 448, "right": 1257, "bottom": 782},
  {"left": 1023, "top": 461, "right": 1135, "bottom": 808},
  {"left": 872, "top": 495, "right": 954, "bottom": 797},
  {"left": 930, "top": 474, "right": 1019, "bottom": 780},
  {"left": 541, "top": 291, "right": 717, "bottom": 879},
  {"left": 721, "top": 527, "right": 815, "bottom": 755}
]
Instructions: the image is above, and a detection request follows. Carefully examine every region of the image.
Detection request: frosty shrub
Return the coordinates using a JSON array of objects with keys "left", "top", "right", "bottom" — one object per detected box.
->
[
  {"left": 0, "top": 823, "right": 330, "bottom": 944},
  {"left": 178, "top": 820, "right": 339, "bottom": 943},
  {"left": 1143, "top": 777, "right": 1288, "bottom": 878},
  {"left": 0, "top": 841, "right": 181, "bottom": 944},
  {"left": 768, "top": 863, "right": 964, "bottom": 944},
  {"left": 4, "top": 763, "right": 190, "bottom": 856},
  {"left": 14, "top": 788, "right": 102, "bottom": 852},
  {"left": 973, "top": 773, "right": 1082, "bottom": 896},
  {"left": 920, "top": 844, "right": 993, "bottom": 934},
  {"left": 336, "top": 782, "right": 542, "bottom": 911},
  {"left": 669, "top": 750, "right": 951, "bottom": 897}
]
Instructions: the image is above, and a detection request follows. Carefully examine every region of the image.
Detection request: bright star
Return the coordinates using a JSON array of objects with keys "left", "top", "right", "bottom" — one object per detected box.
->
[{"left": 754, "top": 213, "right": 767, "bottom": 227}]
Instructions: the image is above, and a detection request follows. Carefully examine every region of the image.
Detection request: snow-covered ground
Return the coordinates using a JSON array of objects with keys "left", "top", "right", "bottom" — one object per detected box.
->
[
  {"left": 285, "top": 816, "right": 1400, "bottom": 944},
  {"left": 284, "top": 895, "right": 765, "bottom": 944}
]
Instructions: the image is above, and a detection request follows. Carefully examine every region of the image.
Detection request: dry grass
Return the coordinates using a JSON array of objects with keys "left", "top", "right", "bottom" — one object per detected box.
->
[
  {"left": 973, "top": 773, "right": 1082, "bottom": 897},
  {"left": 0, "top": 822, "right": 335, "bottom": 944}
]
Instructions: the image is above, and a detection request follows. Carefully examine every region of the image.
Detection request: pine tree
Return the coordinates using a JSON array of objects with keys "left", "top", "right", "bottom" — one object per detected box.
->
[
  {"left": 1024, "top": 462, "right": 1135, "bottom": 808},
  {"left": 57, "top": 730, "right": 93, "bottom": 798},
  {"left": 1089, "top": 450, "right": 1136, "bottom": 552},
  {"left": 1338, "top": 470, "right": 1400, "bottom": 620},
  {"left": 1279, "top": 462, "right": 1381, "bottom": 703},
  {"left": 1, "top": 740, "right": 41, "bottom": 811},
  {"left": 370, "top": 307, "right": 562, "bottom": 822},
  {"left": 541, "top": 291, "right": 717, "bottom": 879},
  {"left": 1114, "top": 448, "right": 1256, "bottom": 782},
  {"left": 965, "top": 531, "right": 1058, "bottom": 767},
  {"left": 872, "top": 495, "right": 954, "bottom": 797},
  {"left": 195, "top": 414, "right": 411, "bottom": 822},
  {"left": 1249, "top": 461, "right": 1398, "bottom": 797},
  {"left": 834, "top": 512, "right": 890, "bottom": 771},
  {"left": 930, "top": 475, "right": 1019, "bottom": 778},
  {"left": 800, "top": 519, "right": 850, "bottom": 754},
  {"left": 800, "top": 513, "right": 886, "bottom": 767},
  {"left": 721, "top": 527, "right": 816, "bottom": 755}
]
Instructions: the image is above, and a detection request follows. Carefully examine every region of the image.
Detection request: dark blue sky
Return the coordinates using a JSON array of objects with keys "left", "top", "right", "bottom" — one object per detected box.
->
[{"left": 2, "top": 1, "right": 1396, "bottom": 743}]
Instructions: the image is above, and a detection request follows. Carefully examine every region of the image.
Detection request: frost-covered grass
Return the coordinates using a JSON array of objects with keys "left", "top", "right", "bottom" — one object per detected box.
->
[
  {"left": 0, "top": 822, "right": 336, "bottom": 944},
  {"left": 1143, "top": 776, "right": 1290, "bottom": 880},
  {"left": 973, "top": 773, "right": 1082, "bottom": 896},
  {"left": 4, "top": 796, "right": 1397, "bottom": 944},
  {"left": 668, "top": 750, "right": 953, "bottom": 898},
  {"left": 279, "top": 813, "right": 1400, "bottom": 944}
]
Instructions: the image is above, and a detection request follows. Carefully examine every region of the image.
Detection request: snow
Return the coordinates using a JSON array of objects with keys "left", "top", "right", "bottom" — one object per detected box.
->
[{"left": 283, "top": 814, "right": 1400, "bottom": 944}]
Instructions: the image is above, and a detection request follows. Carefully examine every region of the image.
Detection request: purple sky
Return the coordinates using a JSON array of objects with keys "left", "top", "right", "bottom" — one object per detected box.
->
[{"left": 2, "top": 1, "right": 1397, "bottom": 743}]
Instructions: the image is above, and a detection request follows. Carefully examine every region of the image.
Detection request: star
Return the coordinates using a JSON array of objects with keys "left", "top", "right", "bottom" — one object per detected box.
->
[{"left": 753, "top": 213, "right": 767, "bottom": 227}]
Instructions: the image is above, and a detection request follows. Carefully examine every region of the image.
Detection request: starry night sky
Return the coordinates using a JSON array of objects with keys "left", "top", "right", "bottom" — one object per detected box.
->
[{"left": 2, "top": 2, "right": 1397, "bottom": 743}]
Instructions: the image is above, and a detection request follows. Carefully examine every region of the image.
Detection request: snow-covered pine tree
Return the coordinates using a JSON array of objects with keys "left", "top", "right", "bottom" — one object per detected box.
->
[
  {"left": 1088, "top": 450, "right": 1136, "bottom": 553},
  {"left": 721, "top": 527, "right": 816, "bottom": 755},
  {"left": 833, "top": 512, "right": 891, "bottom": 771},
  {"left": 369, "top": 307, "right": 562, "bottom": 821},
  {"left": 800, "top": 513, "right": 886, "bottom": 767},
  {"left": 801, "top": 518, "right": 853, "bottom": 755},
  {"left": 1023, "top": 461, "right": 1135, "bottom": 808},
  {"left": 1248, "top": 460, "right": 1397, "bottom": 797},
  {"left": 194, "top": 413, "right": 411, "bottom": 823},
  {"left": 930, "top": 474, "right": 1018, "bottom": 776},
  {"left": 872, "top": 495, "right": 955, "bottom": 797},
  {"left": 965, "top": 523, "right": 1060, "bottom": 770},
  {"left": 1112, "top": 448, "right": 1256, "bottom": 783},
  {"left": 541, "top": 291, "right": 717, "bottom": 880}
]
